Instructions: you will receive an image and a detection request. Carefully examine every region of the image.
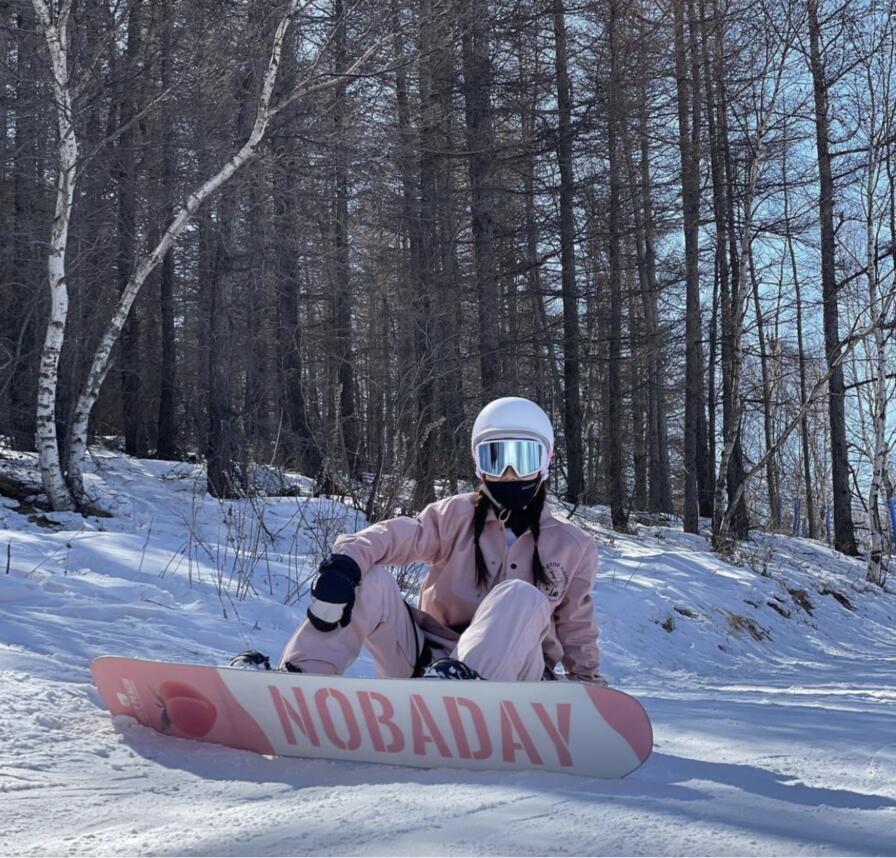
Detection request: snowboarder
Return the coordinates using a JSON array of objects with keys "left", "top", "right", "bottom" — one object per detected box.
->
[{"left": 233, "top": 397, "right": 606, "bottom": 685}]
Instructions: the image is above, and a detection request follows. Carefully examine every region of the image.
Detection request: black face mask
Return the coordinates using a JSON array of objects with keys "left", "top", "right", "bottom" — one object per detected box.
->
[{"left": 483, "top": 476, "right": 541, "bottom": 512}]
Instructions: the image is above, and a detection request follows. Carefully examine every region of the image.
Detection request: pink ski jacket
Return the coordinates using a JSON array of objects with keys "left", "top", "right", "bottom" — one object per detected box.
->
[{"left": 333, "top": 492, "right": 606, "bottom": 685}]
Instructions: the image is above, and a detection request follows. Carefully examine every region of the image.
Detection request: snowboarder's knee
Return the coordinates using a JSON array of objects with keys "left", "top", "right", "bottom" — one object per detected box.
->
[{"left": 488, "top": 578, "right": 550, "bottom": 615}]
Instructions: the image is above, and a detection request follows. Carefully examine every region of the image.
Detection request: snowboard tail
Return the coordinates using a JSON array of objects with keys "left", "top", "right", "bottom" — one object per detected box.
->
[{"left": 91, "top": 656, "right": 652, "bottom": 779}]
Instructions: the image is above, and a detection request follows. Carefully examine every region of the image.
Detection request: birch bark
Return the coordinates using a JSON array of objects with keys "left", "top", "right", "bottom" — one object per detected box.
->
[
  {"left": 64, "top": 0, "right": 302, "bottom": 505},
  {"left": 33, "top": 0, "right": 76, "bottom": 511},
  {"left": 60, "top": 0, "right": 393, "bottom": 506}
]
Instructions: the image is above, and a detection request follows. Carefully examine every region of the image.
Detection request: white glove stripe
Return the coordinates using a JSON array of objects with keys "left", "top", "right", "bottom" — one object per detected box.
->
[{"left": 309, "top": 598, "right": 347, "bottom": 623}]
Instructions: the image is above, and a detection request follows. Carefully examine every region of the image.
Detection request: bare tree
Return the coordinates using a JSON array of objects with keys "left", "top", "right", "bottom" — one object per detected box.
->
[
  {"left": 461, "top": 0, "right": 501, "bottom": 401},
  {"left": 856, "top": 6, "right": 896, "bottom": 584},
  {"left": 701, "top": 0, "right": 748, "bottom": 537},
  {"left": 807, "top": 0, "right": 858, "bottom": 555},
  {"left": 604, "top": 0, "right": 627, "bottom": 529},
  {"left": 674, "top": 0, "right": 710, "bottom": 532},
  {"left": 711, "top": 0, "right": 792, "bottom": 544},
  {"left": 552, "top": 0, "right": 584, "bottom": 504}
]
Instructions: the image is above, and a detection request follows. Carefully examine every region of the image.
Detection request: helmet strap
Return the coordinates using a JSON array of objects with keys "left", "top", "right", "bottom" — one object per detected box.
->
[
  {"left": 479, "top": 475, "right": 544, "bottom": 516},
  {"left": 478, "top": 480, "right": 504, "bottom": 512}
]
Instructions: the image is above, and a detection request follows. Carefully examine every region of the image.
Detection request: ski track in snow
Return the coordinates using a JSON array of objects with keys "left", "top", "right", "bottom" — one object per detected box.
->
[{"left": 1, "top": 449, "right": 895, "bottom": 856}]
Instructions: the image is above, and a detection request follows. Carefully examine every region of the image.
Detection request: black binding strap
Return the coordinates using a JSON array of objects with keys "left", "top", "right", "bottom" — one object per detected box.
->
[{"left": 403, "top": 600, "right": 433, "bottom": 677}]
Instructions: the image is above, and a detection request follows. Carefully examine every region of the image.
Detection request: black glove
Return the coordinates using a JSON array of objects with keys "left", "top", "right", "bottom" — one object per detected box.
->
[{"left": 307, "top": 554, "right": 362, "bottom": 632}]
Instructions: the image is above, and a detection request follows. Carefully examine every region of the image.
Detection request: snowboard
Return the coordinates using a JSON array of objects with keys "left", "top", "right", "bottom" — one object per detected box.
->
[{"left": 91, "top": 656, "right": 652, "bottom": 779}]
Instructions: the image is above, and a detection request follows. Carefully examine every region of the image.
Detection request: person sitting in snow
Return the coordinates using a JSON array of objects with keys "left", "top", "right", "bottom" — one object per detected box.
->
[{"left": 232, "top": 397, "right": 606, "bottom": 684}]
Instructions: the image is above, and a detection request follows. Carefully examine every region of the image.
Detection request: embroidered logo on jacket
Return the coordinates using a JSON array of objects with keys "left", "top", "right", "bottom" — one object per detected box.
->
[{"left": 539, "top": 561, "right": 567, "bottom": 602}]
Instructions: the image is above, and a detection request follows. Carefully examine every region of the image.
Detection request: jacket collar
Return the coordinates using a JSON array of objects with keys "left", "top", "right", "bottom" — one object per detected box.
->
[{"left": 468, "top": 490, "right": 558, "bottom": 528}]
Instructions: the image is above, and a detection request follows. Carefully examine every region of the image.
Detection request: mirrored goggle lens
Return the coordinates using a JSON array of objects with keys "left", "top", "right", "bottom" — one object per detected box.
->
[{"left": 476, "top": 440, "right": 544, "bottom": 477}]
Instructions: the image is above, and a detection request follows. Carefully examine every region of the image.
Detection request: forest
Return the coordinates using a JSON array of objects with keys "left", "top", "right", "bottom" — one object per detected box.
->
[{"left": 1, "top": 0, "right": 894, "bottom": 583}]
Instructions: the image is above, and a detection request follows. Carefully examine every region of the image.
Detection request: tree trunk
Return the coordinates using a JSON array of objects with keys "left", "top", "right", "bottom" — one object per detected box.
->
[
  {"left": 782, "top": 119, "right": 816, "bottom": 538},
  {"left": 204, "top": 92, "right": 244, "bottom": 502},
  {"left": 274, "top": 149, "right": 321, "bottom": 478},
  {"left": 242, "top": 162, "right": 270, "bottom": 458},
  {"left": 155, "top": 0, "right": 177, "bottom": 460},
  {"left": 628, "top": 261, "right": 647, "bottom": 512},
  {"left": 629, "top": 11, "right": 672, "bottom": 513},
  {"left": 749, "top": 248, "right": 780, "bottom": 529},
  {"left": 115, "top": 0, "right": 145, "bottom": 457},
  {"left": 205, "top": 195, "right": 241, "bottom": 498},
  {"left": 405, "top": 0, "right": 435, "bottom": 508},
  {"left": 461, "top": 0, "right": 501, "bottom": 401},
  {"left": 605, "top": 0, "right": 626, "bottom": 528},
  {"left": 6, "top": 6, "right": 41, "bottom": 451},
  {"left": 701, "top": 0, "right": 748, "bottom": 536},
  {"left": 807, "top": 0, "right": 858, "bottom": 555},
  {"left": 33, "top": 0, "right": 77, "bottom": 511},
  {"left": 713, "top": 24, "right": 786, "bottom": 542},
  {"left": 332, "top": 0, "right": 360, "bottom": 479},
  {"left": 521, "top": 71, "right": 564, "bottom": 423},
  {"left": 552, "top": 0, "right": 584, "bottom": 503},
  {"left": 865, "top": 143, "right": 886, "bottom": 585},
  {"left": 688, "top": 0, "right": 713, "bottom": 519},
  {"left": 674, "top": 0, "right": 705, "bottom": 532},
  {"left": 431, "top": 8, "right": 465, "bottom": 481}
]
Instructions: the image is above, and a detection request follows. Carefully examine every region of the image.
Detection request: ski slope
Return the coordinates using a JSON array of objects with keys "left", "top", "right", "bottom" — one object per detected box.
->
[{"left": 1, "top": 448, "right": 895, "bottom": 856}]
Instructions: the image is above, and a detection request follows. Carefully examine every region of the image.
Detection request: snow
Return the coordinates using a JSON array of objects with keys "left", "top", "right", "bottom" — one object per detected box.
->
[{"left": 1, "top": 448, "right": 895, "bottom": 856}]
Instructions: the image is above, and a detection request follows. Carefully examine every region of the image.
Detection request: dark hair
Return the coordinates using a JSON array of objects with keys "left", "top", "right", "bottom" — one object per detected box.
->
[{"left": 473, "top": 482, "right": 549, "bottom": 590}]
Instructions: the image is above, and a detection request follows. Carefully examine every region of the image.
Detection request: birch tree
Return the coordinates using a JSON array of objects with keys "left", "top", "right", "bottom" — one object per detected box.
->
[
  {"left": 41, "top": 0, "right": 390, "bottom": 509},
  {"left": 28, "top": 0, "right": 292, "bottom": 508},
  {"left": 32, "top": 0, "right": 78, "bottom": 511}
]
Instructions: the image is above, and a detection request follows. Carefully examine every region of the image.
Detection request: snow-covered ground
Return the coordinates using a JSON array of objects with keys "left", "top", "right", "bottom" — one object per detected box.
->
[{"left": 2, "top": 448, "right": 895, "bottom": 856}]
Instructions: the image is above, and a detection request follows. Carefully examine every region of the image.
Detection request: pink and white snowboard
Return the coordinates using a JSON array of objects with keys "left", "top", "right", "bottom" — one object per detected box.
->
[{"left": 91, "top": 656, "right": 652, "bottom": 779}]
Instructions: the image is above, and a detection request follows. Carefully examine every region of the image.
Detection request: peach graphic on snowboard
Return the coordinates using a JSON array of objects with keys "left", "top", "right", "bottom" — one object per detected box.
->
[{"left": 152, "top": 680, "right": 218, "bottom": 737}]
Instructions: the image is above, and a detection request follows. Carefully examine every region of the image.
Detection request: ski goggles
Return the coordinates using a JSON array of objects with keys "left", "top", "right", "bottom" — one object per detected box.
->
[{"left": 475, "top": 438, "right": 546, "bottom": 479}]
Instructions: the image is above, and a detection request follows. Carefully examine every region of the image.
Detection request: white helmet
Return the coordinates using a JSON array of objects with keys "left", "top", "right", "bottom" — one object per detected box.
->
[{"left": 471, "top": 396, "right": 554, "bottom": 479}]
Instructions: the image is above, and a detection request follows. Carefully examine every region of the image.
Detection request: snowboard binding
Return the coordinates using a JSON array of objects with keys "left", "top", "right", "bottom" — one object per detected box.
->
[
  {"left": 227, "top": 650, "right": 304, "bottom": 672},
  {"left": 227, "top": 650, "right": 273, "bottom": 670},
  {"left": 422, "top": 657, "right": 483, "bottom": 680}
]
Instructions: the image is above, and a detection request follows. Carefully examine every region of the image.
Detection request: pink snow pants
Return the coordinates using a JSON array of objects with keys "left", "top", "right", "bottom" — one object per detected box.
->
[{"left": 279, "top": 565, "right": 553, "bottom": 681}]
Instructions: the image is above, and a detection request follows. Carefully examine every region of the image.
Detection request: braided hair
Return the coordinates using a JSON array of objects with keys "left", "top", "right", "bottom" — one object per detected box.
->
[{"left": 473, "top": 482, "right": 549, "bottom": 590}]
